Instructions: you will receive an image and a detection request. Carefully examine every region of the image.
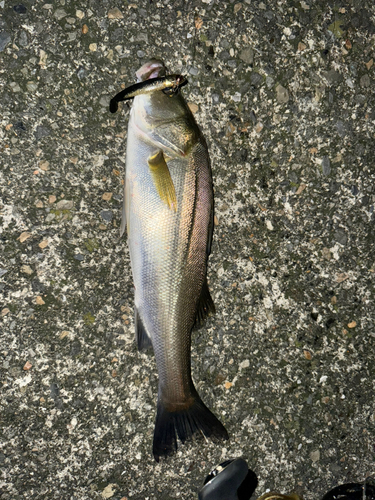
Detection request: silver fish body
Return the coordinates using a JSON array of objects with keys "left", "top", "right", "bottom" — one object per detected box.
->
[{"left": 121, "top": 60, "right": 228, "bottom": 460}]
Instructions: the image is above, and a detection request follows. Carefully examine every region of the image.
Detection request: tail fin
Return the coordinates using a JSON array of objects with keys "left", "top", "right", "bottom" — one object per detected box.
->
[{"left": 152, "top": 393, "right": 228, "bottom": 461}]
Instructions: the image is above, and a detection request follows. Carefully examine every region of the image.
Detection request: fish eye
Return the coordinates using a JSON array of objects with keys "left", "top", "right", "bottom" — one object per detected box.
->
[{"left": 162, "top": 87, "right": 178, "bottom": 96}]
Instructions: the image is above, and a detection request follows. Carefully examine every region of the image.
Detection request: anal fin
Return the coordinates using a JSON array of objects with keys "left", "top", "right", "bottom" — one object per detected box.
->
[
  {"left": 195, "top": 279, "right": 216, "bottom": 327},
  {"left": 148, "top": 150, "right": 177, "bottom": 211},
  {"left": 135, "top": 307, "right": 153, "bottom": 352}
]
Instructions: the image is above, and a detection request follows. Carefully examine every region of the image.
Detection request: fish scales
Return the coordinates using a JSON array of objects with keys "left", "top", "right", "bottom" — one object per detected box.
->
[
  {"left": 127, "top": 132, "right": 208, "bottom": 401},
  {"left": 119, "top": 59, "right": 228, "bottom": 460}
]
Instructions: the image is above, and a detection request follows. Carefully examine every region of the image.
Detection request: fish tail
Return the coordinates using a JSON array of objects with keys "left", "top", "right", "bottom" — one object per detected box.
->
[{"left": 152, "top": 392, "right": 228, "bottom": 461}]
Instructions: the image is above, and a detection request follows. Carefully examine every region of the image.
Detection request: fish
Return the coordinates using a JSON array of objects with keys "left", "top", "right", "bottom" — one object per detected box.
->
[{"left": 114, "top": 59, "right": 228, "bottom": 460}]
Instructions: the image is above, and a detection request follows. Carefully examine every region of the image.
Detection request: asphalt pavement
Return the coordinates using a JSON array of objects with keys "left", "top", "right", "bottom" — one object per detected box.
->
[{"left": 1, "top": 1, "right": 375, "bottom": 499}]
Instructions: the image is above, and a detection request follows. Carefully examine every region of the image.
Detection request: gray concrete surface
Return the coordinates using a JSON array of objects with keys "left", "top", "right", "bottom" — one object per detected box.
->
[{"left": 1, "top": 1, "right": 375, "bottom": 499}]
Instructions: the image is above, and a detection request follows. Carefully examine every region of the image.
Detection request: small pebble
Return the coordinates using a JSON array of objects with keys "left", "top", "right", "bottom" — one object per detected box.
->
[
  {"left": 13, "top": 4, "right": 27, "bottom": 14},
  {"left": 56, "top": 200, "right": 73, "bottom": 210},
  {"left": 10, "top": 82, "right": 21, "bottom": 93},
  {"left": 35, "top": 125, "right": 50, "bottom": 140},
  {"left": 0, "top": 32, "right": 11, "bottom": 52},
  {"left": 26, "top": 82, "right": 38, "bottom": 92},
  {"left": 239, "top": 359, "right": 250, "bottom": 369},
  {"left": 239, "top": 48, "right": 254, "bottom": 64},
  {"left": 21, "top": 265, "right": 33, "bottom": 275},
  {"left": 323, "top": 69, "right": 343, "bottom": 85},
  {"left": 39, "top": 240, "right": 48, "bottom": 249},
  {"left": 188, "top": 102, "right": 199, "bottom": 113},
  {"left": 303, "top": 350, "right": 312, "bottom": 360},
  {"left": 336, "top": 273, "right": 348, "bottom": 283},
  {"left": 360, "top": 75, "right": 370, "bottom": 88},
  {"left": 250, "top": 72, "right": 263, "bottom": 87},
  {"left": 23, "top": 361, "right": 32, "bottom": 371},
  {"left": 276, "top": 84, "right": 289, "bottom": 103},
  {"left": 100, "top": 210, "right": 113, "bottom": 222},
  {"left": 101, "top": 483, "right": 117, "bottom": 499},
  {"left": 54, "top": 8, "right": 67, "bottom": 20},
  {"left": 322, "top": 247, "right": 332, "bottom": 260},
  {"left": 334, "top": 230, "right": 347, "bottom": 246},
  {"left": 35, "top": 296, "right": 45, "bottom": 305},
  {"left": 39, "top": 160, "right": 49, "bottom": 171},
  {"left": 322, "top": 156, "right": 331, "bottom": 175},
  {"left": 108, "top": 8, "right": 123, "bottom": 19},
  {"left": 195, "top": 16, "right": 203, "bottom": 29},
  {"left": 19, "top": 232, "right": 32, "bottom": 243}
]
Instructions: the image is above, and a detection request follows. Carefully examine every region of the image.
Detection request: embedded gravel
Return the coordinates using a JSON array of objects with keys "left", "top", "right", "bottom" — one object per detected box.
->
[{"left": 1, "top": 1, "right": 375, "bottom": 499}]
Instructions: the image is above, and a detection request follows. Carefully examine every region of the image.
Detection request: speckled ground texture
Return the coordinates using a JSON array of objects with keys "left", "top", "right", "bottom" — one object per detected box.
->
[{"left": 1, "top": 0, "right": 375, "bottom": 499}]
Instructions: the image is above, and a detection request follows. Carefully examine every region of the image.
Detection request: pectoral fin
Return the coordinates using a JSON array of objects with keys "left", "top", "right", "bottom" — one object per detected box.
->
[{"left": 148, "top": 150, "right": 177, "bottom": 211}]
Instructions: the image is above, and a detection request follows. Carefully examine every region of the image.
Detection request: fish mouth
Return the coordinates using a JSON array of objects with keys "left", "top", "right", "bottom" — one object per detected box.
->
[{"left": 136, "top": 59, "right": 166, "bottom": 82}]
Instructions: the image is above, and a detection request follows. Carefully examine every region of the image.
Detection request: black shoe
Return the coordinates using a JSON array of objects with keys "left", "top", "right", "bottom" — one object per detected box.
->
[{"left": 198, "top": 458, "right": 258, "bottom": 500}]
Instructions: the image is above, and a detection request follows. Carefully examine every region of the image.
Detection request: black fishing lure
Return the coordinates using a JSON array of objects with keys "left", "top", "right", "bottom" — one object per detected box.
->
[{"left": 109, "top": 74, "right": 188, "bottom": 113}]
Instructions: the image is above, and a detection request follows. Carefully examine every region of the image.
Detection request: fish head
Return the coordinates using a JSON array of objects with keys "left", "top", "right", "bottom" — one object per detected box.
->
[
  {"left": 131, "top": 59, "right": 199, "bottom": 157},
  {"left": 136, "top": 59, "right": 166, "bottom": 82},
  {"left": 132, "top": 59, "right": 174, "bottom": 120}
]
